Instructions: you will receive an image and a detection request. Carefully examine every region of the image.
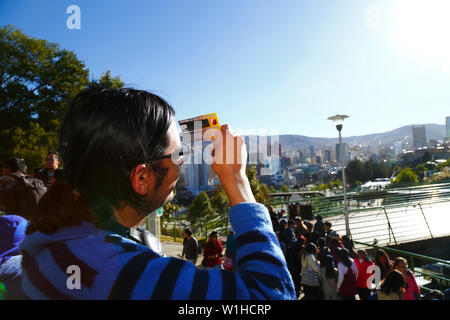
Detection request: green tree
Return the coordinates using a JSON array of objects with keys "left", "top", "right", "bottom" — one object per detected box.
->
[
  {"left": 414, "top": 164, "right": 426, "bottom": 181},
  {"left": 0, "top": 25, "right": 89, "bottom": 132},
  {"left": 421, "top": 151, "right": 432, "bottom": 163},
  {"left": 246, "top": 165, "right": 270, "bottom": 204},
  {"left": 91, "top": 70, "right": 124, "bottom": 89},
  {"left": 394, "top": 168, "right": 419, "bottom": 184},
  {"left": 1, "top": 121, "right": 59, "bottom": 170},
  {"left": 210, "top": 186, "right": 229, "bottom": 214},
  {"left": 279, "top": 184, "right": 289, "bottom": 192},
  {"left": 187, "top": 192, "right": 214, "bottom": 235},
  {"left": 345, "top": 159, "right": 364, "bottom": 186},
  {"left": 0, "top": 26, "right": 123, "bottom": 169},
  {"left": 162, "top": 202, "right": 180, "bottom": 224},
  {"left": 363, "top": 161, "right": 374, "bottom": 182}
]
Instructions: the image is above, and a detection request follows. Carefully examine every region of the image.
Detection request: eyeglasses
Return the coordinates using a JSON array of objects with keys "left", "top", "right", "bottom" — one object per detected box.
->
[
  {"left": 154, "top": 142, "right": 191, "bottom": 166},
  {"left": 127, "top": 142, "right": 191, "bottom": 176}
]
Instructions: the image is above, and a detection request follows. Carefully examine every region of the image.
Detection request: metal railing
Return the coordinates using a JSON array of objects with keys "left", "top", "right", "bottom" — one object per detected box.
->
[
  {"left": 268, "top": 182, "right": 450, "bottom": 218},
  {"left": 268, "top": 182, "right": 450, "bottom": 247},
  {"left": 353, "top": 240, "right": 450, "bottom": 292}
]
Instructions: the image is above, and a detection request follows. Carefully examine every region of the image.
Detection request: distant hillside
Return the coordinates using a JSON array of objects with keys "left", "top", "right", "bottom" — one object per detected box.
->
[{"left": 246, "top": 124, "right": 446, "bottom": 152}]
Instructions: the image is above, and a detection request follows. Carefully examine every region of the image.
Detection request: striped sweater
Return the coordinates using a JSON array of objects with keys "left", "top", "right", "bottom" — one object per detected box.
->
[{"left": 19, "top": 202, "right": 296, "bottom": 300}]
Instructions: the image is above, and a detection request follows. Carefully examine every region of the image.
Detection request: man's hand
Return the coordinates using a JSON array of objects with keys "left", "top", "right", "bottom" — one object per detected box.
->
[{"left": 211, "top": 125, "right": 256, "bottom": 207}]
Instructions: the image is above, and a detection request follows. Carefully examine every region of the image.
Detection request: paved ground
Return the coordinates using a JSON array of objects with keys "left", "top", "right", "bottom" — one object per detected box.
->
[
  {"left": 161, "top": 241, "right": 183, "bottom": 258},
  {"left": 161, "top": 240, "right": 202, "bottom": 267}
]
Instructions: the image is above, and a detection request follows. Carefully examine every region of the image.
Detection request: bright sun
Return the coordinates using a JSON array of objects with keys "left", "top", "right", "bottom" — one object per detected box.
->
[{"left": 390, "top": 0, "right": 450, "bottom": 73}]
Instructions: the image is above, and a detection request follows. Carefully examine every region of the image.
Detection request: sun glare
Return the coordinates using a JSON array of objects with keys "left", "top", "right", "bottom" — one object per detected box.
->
[{"left": 390, "top": 0, "right": 450, "bottom": 74}]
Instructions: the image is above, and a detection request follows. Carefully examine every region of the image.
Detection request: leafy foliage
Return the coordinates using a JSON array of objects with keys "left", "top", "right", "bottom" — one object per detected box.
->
[
  {"left": 0, "top": 26, "right": 123, "bottom": 170},
  {"left": 187, "top": 192, "right": 214, "bottom": 231},
  {"left": 394, "top": 167, "right": 419, "bottom": 184}
]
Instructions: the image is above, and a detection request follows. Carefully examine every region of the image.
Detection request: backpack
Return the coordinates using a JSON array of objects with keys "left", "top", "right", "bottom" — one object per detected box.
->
[{"left": 0, "top": 173, "right": 47, "bottom": 219}]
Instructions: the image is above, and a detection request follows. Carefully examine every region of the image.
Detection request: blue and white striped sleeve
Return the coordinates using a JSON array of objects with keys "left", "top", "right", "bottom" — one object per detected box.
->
[{"left": 111, "top": 203, "right": 296, "bottom": 300}]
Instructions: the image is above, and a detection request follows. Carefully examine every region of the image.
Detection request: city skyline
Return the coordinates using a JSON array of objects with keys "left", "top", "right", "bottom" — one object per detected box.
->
[{"left": 2, "top": 1, "right": 450, "bottom": 137}]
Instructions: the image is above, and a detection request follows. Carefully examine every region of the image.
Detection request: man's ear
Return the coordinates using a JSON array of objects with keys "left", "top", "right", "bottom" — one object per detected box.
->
[{"left": 130, "top": 164, "right": 152, "bottom": 196}]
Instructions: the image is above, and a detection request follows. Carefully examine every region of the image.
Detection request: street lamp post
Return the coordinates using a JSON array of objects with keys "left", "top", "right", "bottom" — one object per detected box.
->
[{"left": 327, "top": 114, "right": 351, "bottom": 237}]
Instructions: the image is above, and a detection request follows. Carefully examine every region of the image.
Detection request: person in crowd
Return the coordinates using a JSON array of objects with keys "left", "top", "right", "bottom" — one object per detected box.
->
[
  {"left": 14, "top": 86, "right": 296, "bottom": 300},
  {"left": 278, "top": 209, "right": 286, "bottom": 220},
  {"left": 341, "top": 235, "right": 356, "bottom": 258},
  {"left": 289, "top": 234, "right": 306, "bottom": 299},
  {"left": 336, "top": 247, "right": 359, "bottom": 300},
  {"left": 181, "top": 228, "right": 200, "bottom": 265},
  {"left": 0, "top": 215, "right": 28, "bottom": 299},
  {"left": 319, "top": 254, "right": 338, "bottom": 300},
  {"left": 279, "top": 219, "right": 297, "bottom": 249},
  {"left": 300, "top": 243, "right": 321, "bottom": 300},
  {"left": 375, "top": 249, "right": 393, "bottom": 281},
  {"left": 203, "top": 231, "right": 223, "bottom": 269},
  {"left": 293, "top": 217, "right": 307, "bottom": 244},
  {"left": 0, "top": 159, "right": 26, "bottom": 213},
  {"left": 377, "top": 270, "right": 406, "bottom": 300},
  {"left": 225, "top": 226, "right": 237, "bottom": 270},
  {"left": 1, "top": 158, "right": 27, "bottom": 176},
  {"left": 268, "top": 206, "right": 280, "bottom": 232},
  {"left": 313, "top": 215, "right": 325, "bottom": 239},
  {"left": 317, "top": 237, "right": 330, "bottom": 265},
  {"left": 393, "top": 257, "right": 420, "bottom": 300},
  {"left": 271, "top": 215, "right": 280, "bottom": 233},
  {"left": 36, "top": 150, "right": 63, "bottom": 188},
  {"left": 445, "top": 288, "right": 450, "bottom": 300},
  {"left": 0, "top": 159, "right": 47, "bottom": 220},
  {"left": 222, "top": 248, "right": 233, "bottom": 271},
  {"left": 354, "top": 249, "right": 374, "bottom": 300},
  {"left": 324, "top": 221, "right": 335, "bottom": 239},
  {"left": 328, "top": 234, "right": 344, "bottom": 266}
]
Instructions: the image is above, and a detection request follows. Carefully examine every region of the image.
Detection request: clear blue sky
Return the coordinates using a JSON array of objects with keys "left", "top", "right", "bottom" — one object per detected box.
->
[{"left": 1, "top": 0, "right": 450, "bottom": 137}]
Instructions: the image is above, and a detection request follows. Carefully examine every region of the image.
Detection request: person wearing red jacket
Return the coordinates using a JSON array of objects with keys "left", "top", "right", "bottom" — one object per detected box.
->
[
  {"left": 394, "top": 257, "right": 420, "bottom": 300},
  {"left": 354, "top": 249, "right": 375, "bottom": 300},
  {"left": 203, "top": 231, "right": 223, "bottom": 269}
]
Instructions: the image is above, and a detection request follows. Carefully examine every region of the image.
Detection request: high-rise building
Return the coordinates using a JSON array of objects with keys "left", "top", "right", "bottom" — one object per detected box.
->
[
  {"left": 412, "top": 125, "right": 427, "bottom": 148},
  {"left": 183, "top": 141, "right": 212, "bottom": 194},
  {"left": 393, "top": 141, "right": 403, "bottom": 158},
  {"left": 335, "top": 143, "right": 350, "bottom": 165},
  {"left": 323, "top": 150, "right": 331, "bottom": 163},
  {"left": 309, "top": 146, "right": 315, "bottom": 158},
  {"left": 446, "top": 116, "right": 450, "bottom": 139}
]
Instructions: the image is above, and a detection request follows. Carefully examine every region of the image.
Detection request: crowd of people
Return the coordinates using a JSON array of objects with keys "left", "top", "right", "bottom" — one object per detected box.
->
[
  {"left": 181, "top": 227, "right": 237, "bottom": 272},
  {"left": 267, "top": 205, "right": 447, "bottom": 300}
]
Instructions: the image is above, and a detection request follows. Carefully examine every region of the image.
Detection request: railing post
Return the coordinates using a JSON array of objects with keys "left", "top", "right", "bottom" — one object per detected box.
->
[
  {"left": 383, "top": 207, "right": 397, "bottom": 245},
  {"left": 417, "top": 203, "right": 434, "bottom": 239}
]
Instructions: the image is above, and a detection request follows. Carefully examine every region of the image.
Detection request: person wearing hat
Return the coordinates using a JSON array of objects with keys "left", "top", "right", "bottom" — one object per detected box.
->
[{"left": 0, "top": 215, "right": 28, "bottom": 299}]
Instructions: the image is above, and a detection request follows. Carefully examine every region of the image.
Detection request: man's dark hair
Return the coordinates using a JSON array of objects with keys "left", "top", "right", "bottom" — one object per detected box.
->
[
  {"left": 184, "top": 229, "right": 192, "bottom": 237},
  {"left": 47, "top": 150, "right": 60, "bottom": 160},
  {"left": 288, "top": 219, "right": 295, "bottom": 227},
  {"left": 28, "top": 86, "right": 175, "bottom": 234},
  {"left": 324, "top": 221, "right": 332, "bottom": 228},
  {"left": 316, "top": 215, "right": 323, "bottom": 222},
  {"left": 3, "top": 158, "right": 26, "bottom": 173}
]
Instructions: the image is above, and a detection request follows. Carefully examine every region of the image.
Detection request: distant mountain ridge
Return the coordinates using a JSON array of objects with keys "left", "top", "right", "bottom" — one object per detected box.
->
[{"left": 248, "top": 124, "right": 446, "bottom": 152}]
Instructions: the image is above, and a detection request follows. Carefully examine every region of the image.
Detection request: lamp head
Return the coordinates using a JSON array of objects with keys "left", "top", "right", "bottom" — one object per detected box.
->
[{"left": 327, "top": 114, "right": 349, "bottom": 131}]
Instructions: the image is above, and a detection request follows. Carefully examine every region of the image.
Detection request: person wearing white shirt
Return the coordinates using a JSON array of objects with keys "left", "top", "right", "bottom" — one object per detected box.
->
[{"left": 336, "top": 247, "right": 359, "bottom": 300}]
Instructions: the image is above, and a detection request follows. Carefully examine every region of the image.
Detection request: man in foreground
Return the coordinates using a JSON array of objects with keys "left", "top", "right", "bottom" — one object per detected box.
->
[{"left": 18, "top": 86, "right": 295, "bottom": 300}]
